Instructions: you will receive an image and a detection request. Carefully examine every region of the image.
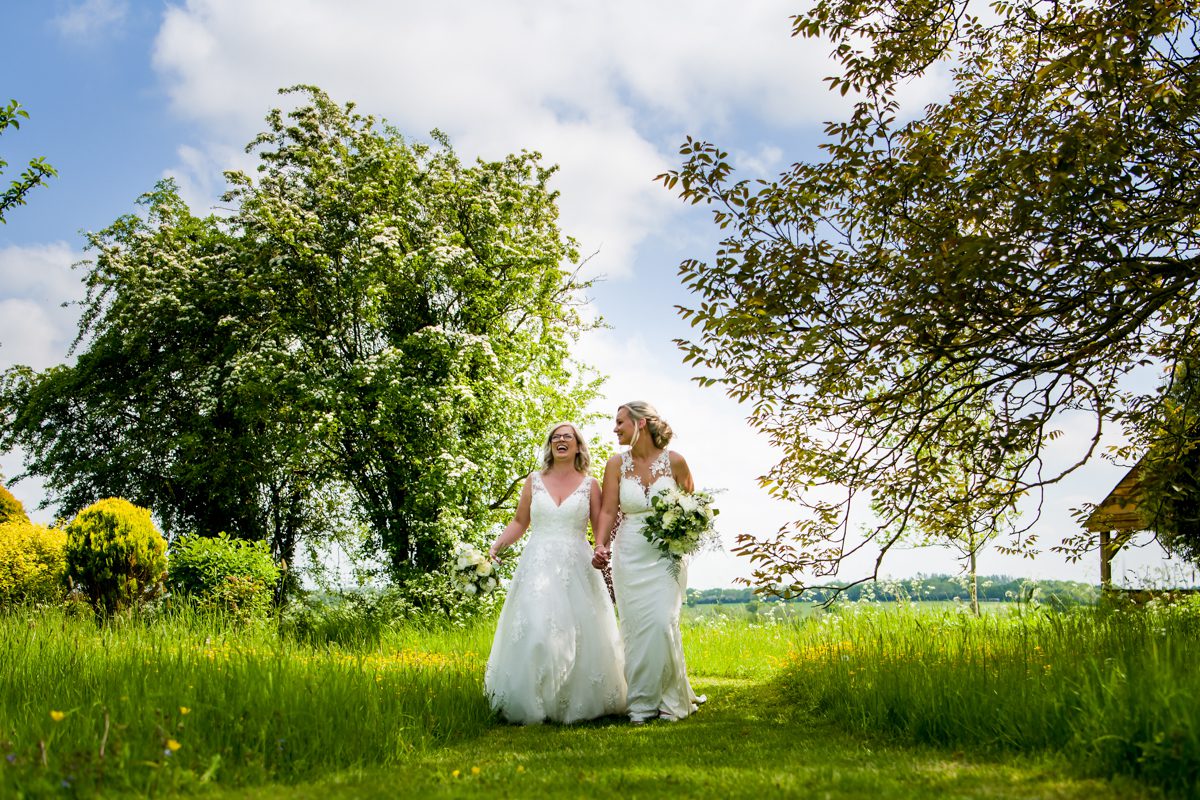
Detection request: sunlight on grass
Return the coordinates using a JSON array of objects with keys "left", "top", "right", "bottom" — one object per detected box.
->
[
  {"left": 0, "top": 600, "right": 1193, "bottom": 797},
  {"left": 774, "top": 600, "right": 1200, "bottom": 793},
  {"left": 0, "top": 608, "right": 492, "bottom": 795}
]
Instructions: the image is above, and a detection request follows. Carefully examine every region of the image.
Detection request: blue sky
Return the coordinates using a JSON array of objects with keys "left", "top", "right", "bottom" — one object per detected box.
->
[{"left": 2, "top": 0, "right": 1191, "bottom": 589}]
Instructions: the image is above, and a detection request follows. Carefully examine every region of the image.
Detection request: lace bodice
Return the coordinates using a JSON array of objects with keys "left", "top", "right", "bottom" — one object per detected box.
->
[
  {"left": 528, "top": 471, "right": 591, "bottom": 539},
  {"left": 618, "top": 449, "right": 675, "bottom": 515}
]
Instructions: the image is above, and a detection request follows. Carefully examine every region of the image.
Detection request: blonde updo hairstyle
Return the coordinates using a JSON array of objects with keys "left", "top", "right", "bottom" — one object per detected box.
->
[
  {"left": 620, "top": 401, "right": 674, "bottom": 449},
  {"left": 540, "top": 421, "right": 591, "bottom": 474}
]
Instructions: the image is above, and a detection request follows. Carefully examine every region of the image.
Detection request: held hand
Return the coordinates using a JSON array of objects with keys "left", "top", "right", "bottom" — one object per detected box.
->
[
  {"left": 488, "top": 543, "right": 503, "bottom": 563},
  {"left": 591, "top": 545, "right": 610, "bottom": 569}
]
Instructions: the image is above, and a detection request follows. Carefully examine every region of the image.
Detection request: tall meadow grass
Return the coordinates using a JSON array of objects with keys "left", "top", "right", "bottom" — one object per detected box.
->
[
  {"left": 774, "top": 600, "right": 1200, "bottom": 794},
  {"left": 0, "top": 606, "right": 494, "bottom": 795},
  {"left": 683, "top": 604, "right": 808, "bottom": 679},
  {"left": 3, "top": 595, "right": 1195, "bottom": 796}
]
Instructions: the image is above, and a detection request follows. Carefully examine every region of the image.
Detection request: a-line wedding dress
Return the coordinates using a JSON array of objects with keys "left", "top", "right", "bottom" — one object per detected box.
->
[
  {"left": 611, "top": 449, "right": 702, "bottom": 722},
  {"left": 485, "top": 471, "right": 626, "bottom": 724}
]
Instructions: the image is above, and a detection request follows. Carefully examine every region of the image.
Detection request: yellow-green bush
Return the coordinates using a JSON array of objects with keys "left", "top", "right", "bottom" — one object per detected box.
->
[
  {"left": 0, "top": 521, "right": 67, "bottom": 606},
  {"left": 0, "top": 484, "right": 29, "bottom": 525},
  {"left": 64, "top": 498, "right": 167, "bottom": 613}
]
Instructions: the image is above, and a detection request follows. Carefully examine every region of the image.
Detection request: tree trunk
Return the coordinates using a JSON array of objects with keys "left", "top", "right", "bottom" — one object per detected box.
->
[{"left": 969, "top": 538, "right": 980, "bottom": 617}]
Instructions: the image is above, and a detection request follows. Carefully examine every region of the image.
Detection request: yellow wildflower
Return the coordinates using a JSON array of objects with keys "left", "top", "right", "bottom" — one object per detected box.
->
[
  {"left": 452, "top": 769, "right": 461, "bottom": 778},
  {"left": 471, "top": 766, "right": 481, "bottom": 775},
  {"left": 166, "top": 739, "right": 182, "bottom": 752},
  {"left": 179, "top": 706, "right": 190, "bottom": 715},
  {"left": 50, "top": 710, "right": 65, "bottom": 722}
]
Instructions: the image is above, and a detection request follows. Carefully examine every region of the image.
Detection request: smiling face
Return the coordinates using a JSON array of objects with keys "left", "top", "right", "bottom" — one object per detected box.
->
[
  {"left": 548, "top": 425, "right": 579, "bottom": 462},
  {"left": 613, "top": 407, "right": 639, "bottom": 446}
]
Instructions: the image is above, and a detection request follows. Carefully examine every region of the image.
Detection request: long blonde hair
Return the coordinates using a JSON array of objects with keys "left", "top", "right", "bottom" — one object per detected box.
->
[
  {"left": 540, "top": 421, "right": 591, "bottom": 473},
  {"left": 620, "top": 401, "right": 674, "bottom": 449}
]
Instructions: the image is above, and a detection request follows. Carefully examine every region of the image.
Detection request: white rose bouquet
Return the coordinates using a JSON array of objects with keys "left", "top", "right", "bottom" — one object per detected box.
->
[
  {"left": 451, "top": 542, "right": 499, "bottom": 596},
  {"left": 641, "top": 487, "right": 720, "bottom": 577}
]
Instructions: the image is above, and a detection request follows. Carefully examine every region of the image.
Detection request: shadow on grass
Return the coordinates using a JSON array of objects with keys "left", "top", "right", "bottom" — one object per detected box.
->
[{"left": 214, "top": 678, "right": 1162, "bottom": 800}]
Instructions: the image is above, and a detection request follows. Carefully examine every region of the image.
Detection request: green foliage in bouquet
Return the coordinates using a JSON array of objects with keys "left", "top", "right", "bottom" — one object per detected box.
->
[
  {"left": 0, "top": 520, "right": 67, "bottom": 606},
  {"left": 0, "top": 484, "right": 28, "bottom": 525},
  {"left": 642, "top": 488, "right": 720, "bottom": 577},
  {"left": 64, "top": 498, "right": 167, "bottom": 613},
  {"left": 168, "top": 532, "right": 280, "bottom": 619}
]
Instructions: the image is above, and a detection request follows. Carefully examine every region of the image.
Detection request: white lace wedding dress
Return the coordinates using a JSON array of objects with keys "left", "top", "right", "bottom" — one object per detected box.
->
[
  {"left": 612, "top": 449, "right": 701, "bottom": 722},
  {"left": 485, "top": 471, "right": 626, "bottom": 724}
]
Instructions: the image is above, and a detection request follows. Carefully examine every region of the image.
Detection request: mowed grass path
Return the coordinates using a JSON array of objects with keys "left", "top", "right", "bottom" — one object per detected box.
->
[
  {"left": 202, "top": 682, "right": 1157, "bottom": 799},
  {"left": 194, "top": 609, "right": 1161, "bottom": 800}
]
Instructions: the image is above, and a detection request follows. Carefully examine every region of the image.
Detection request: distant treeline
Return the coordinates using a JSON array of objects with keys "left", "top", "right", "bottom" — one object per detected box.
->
[{"left": 686, "top": 575, "right": 1100, "bottom": 607}]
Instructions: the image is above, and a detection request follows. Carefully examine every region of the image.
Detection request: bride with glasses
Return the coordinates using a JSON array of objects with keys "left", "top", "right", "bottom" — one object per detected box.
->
[{"left": 484, "top": 422, "right": 626, "bottom": 723}]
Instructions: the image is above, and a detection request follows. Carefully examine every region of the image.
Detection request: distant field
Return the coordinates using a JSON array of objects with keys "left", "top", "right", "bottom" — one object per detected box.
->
[{"left": 682, "top": 598, "right": 1016, "bottom": 623}]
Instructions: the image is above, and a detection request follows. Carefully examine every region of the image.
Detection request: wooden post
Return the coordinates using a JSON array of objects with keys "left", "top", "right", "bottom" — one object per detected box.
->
[{"left": 1099, "top": 529, "right": 1112, "bottom": 589}]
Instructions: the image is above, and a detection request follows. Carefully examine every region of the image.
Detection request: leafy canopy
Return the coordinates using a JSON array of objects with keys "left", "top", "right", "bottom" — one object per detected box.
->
[
  {"left": 659, "top": 0, "right": 1200, "bottom": 593},
  {"left": 1, "top": 86, "right": 601, "bottom": 584},
  {"left": 0, "top": 99, "right": 56, "bottom": 223},
  {"left": 1138, "top": 358, "right": 1200, "bottom": 565}
]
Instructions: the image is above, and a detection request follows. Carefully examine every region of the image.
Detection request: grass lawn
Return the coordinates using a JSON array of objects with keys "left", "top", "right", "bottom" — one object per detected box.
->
[
  {"left": 2, "top": 604, "right": 1185, "bottom": 798},
  {"left": 199, "top": 677, "right": 1158, "bottom": 800}
]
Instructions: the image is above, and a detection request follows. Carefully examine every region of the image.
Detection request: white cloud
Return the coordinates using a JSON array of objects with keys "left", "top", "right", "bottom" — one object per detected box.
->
[
  {"left": 53, "top": 0, "right": 128, "bottom": 40},
  {"left": 0, "top": 243, "right": 84, "bottom": 371},
  {"left": 149, "top": 0, "right": 849, "bottom": 281},
  {"left": 734, "top": 144, "right": 785, "bottom": 176},
  {"left": 0, "top": 300, "right": 65, "bottom": 370},
  {"left": 0, "top": 244, "right": 84, "bottom": 520},
  {"left": 161, "top": 142, "right": 254, "bottom": 215}
]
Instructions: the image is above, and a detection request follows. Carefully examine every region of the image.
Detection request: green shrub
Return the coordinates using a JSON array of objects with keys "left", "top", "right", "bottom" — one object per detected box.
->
[
  {"left": 402, "top": 568, "right": 504, "bottom": 622},
  {"left": 280, "top": 592, "right": 392, "bottom": 648},
  {"left": 280, "top": 574, "right": 502, "bottom": 648},
  {"left": 64, "top": 498, "right": 167, "bottom": 613},
  {"left": 0, "top": 521, "right": 67, "bottom": 606},
  {"left": 168, "top": 532, "right": 279, "bottom": 619},
  {"left": 0, "top": 484, "right": 29, "bottom": 525}
]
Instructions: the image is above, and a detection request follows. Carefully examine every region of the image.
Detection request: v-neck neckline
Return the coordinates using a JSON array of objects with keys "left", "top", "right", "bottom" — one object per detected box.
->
[{"left": 539, "top": 472, "right": 588, "bottom": 508}]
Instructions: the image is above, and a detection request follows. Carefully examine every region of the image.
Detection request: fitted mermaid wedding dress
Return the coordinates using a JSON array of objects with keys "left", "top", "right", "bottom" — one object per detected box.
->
[
  {"left": 485, "top": 471, "right": 626, "bottom": 724},
  {"left": 611, "top": 449, "right": 701, "bottom": 722}
]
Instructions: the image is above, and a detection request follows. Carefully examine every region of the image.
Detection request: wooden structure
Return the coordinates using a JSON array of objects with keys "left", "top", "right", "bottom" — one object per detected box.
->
[{"left": 1083, "top": 462, "right": 1147, "bottom": 588}]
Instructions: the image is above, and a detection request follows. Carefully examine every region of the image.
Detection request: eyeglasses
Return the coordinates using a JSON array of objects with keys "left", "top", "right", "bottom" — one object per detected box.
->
[{"left": 550, "top": 433, "right": 575, "bottom": 442}]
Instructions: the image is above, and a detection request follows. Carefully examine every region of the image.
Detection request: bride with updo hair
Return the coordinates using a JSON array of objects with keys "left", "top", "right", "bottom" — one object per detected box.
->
[{"left": 592, "top": 401, "right": 704, "bottom": 723}]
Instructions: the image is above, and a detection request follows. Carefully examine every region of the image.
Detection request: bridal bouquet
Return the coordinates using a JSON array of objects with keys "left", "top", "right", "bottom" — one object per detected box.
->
[
  {"left": 642, "top": 487, "right": 720, "bottom": 576},
  {"left": 451, "top": 543, "right": 499, "bottom": 596}
]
